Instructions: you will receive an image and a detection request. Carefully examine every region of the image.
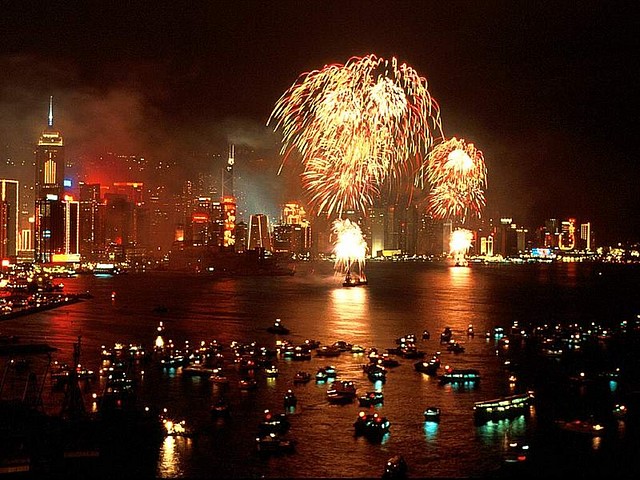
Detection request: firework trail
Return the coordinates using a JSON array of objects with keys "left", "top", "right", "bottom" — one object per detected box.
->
[
  {"left": 332, "top": 218, "right": 367, "bottom": 279},
  {"left": 269, "top": 54, "right": 443, "bottom": 217},
  {"left": 417, "top": 137, "right": 487, "bottom": 221}
]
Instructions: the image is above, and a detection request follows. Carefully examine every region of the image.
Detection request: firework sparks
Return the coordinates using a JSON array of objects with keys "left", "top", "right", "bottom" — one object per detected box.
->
[
  {"left": 332, "top": 218, "right": 367, "bottom": 281},
  {"left": 269, "top": 54, "right": 443, "bottom": 217},
  {"left": 449, "top": 228, "right": 473, "bottom": 266},
  {"left": 419, "top": 137, "right": 487, "bottom": 221}
]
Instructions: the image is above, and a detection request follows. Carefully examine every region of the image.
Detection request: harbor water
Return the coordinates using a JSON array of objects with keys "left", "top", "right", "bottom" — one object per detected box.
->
[{"left": 1, "top": 261, "right": 639, "bottom": 478}]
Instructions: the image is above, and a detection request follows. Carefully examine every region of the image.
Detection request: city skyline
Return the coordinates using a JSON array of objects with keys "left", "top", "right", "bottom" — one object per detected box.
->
[{"left": 1, "top": 1, "right": 638, "bottom": 244}]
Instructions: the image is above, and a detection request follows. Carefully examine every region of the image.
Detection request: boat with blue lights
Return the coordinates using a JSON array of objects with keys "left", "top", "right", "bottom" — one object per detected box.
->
[
  {"left": 438, "top": 368, "right": 480, "bottom": 384},
  {"left": 423, "top": 406, "right": 441, "bottom": 422}
]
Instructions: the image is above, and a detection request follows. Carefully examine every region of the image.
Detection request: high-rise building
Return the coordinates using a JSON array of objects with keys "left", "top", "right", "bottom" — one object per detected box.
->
[
  {"left": 222, "top": 196, "right": 236, "bottom": 248},
  {"left": 78, "top": 182, "right": 103, "bottom": 259},
  {"left": 248, "top": 214, "right": 271, "bottom": 251},
  {"left": 580, "top": 222, "right": 592, "bottom": 251},
  {"left": 0, "top": 179, "right": 19, "bottom": 260},
  {"left": 558, "top": 218, "right": 576, "bottom": 251},
  {"left": 35, "top": 97, "right": 65, "bottom": 199}
]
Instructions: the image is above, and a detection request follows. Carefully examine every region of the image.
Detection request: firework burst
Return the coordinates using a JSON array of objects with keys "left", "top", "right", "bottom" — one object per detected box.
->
[
  {"left": 418, "top": 137, "right": 487, "bottom": 221},
  {"left": 332, "top": 218, "right": 367, "bottom": 281},
  {"left": 269, "top": 54, "right": 443, "bottom": 217}
]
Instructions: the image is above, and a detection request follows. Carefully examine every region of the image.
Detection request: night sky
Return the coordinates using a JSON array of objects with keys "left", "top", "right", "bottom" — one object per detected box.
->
[{"left": 1, "top": 1, "right": 638, "bottom": 244}]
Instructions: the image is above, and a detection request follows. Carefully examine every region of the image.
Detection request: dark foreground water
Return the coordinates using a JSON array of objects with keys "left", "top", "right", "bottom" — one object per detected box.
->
[{"left": 2, "top": 261, "right": 640, "bottom": 478}]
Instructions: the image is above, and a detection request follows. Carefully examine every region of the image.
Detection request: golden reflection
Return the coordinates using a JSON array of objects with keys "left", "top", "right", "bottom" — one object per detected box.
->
[
  {"left": 328, "top": 287, "right": 370, "bottom": 340},
  {"left": 158, "top": 436, "right": 179, "bottom": 477}
]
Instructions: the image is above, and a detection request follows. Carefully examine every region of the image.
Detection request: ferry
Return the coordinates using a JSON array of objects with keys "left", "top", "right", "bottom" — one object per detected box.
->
[
  {"left": 439, "top": 368, "right": 480, "bottom": 384},
  {"left": 473, "top": 392, "right": 534, "bottom": 422}
]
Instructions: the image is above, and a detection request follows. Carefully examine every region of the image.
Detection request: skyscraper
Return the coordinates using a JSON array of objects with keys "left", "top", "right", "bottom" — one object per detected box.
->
[
  {"left": 0, "top": 179, "right": 19, "bottom": 261},
  {"left": 248, "top": 214, "right": 271, "bottom": 251},
  {"left": 34, "top": 97, "right": 67, "bottom": 263},
  {"left": 35, "top": 97, "right": 65, "bottom": 199}
]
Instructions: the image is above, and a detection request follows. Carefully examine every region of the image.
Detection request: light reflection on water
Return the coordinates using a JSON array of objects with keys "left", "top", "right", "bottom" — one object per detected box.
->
[{"left": 2, "top": 262, "right": 639, "bottom": 478}]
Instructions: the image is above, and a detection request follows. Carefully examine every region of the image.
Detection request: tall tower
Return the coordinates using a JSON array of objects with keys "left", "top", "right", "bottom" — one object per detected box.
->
[
  {"left": 222, "top": 144, "right": 234, "bottom": 197},
  {"left": 35, "top": 96, "right": 65, "bottom": 199}
]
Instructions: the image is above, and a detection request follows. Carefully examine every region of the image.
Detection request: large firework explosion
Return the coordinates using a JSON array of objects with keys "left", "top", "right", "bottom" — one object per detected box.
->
[
  {"left": 332, "top": 218, "right": 367, "bottom": 279},
  {"left": 269, "top": 54, "right": 443, "bottom": 218},
  {"left": 418, "top": 137, "right": 487, "bottom": 222},
  {"left": 449, "top": 228, "right": 474, "bottom": 266}
]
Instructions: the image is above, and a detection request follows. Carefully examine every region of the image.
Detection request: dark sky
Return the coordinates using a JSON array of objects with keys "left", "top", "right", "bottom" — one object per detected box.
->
[{"left": 1, "top": 0, "right": 638, "bottom": 244}]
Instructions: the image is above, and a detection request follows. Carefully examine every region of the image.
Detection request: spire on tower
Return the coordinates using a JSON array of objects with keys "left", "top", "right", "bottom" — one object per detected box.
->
[{"left": 48, "top": 96, "right": 54, "bottom": 128}]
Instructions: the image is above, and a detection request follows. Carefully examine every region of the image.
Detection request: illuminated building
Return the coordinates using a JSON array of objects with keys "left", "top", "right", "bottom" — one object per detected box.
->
[
  {"left": 35, "top": 97, "right": 65, "bottom": 199},
  {"left": 222, "top": 196, "right": 236, "bottom": 248},
  {"left": 544, "top": 218, "right": 559, "bottom": 248},
  {"left": 580, "top": 222, "right": 592, "bottom": 251},
  {"left": 0, "top": 179, "right": 19, "bottom": 261},
  {"left": 234, "top": 221, "right": 247, "bottom": 253},
  {"left": 369, "top": 207, "right": 385, "bottom": 257},
  {"left": 78, "top": 182, "right": 104, "bottom": 260},
  {"left": 558, "top": 218, "right": 576, "bottom": 251},
  {"left": 248, "top": 214, "right": 271, "bottom": 252},
  {"left": 274, "top": 203, "right": 311, "bottom": 256},
  {"left": 516, "top": 227, "right": 529, "bottom": 253}
]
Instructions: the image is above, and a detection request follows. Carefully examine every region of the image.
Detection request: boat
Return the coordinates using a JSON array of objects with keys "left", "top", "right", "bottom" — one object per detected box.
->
[
  {"left": 211, "top": 398, "right": 230, "bottom": 417},
  {"left": 446, "top": 342, "right": 465, "bottom": 353},
  {"left": 258, "top": 409, "right": 290, "bottom": 435},
  {"left": 358, "top": 391, "right": 384, "bottom": 407},
  {"left": 439, "top": 368, "right": 480, "bottom": 384},
  {"left": 422, "top": 330, "right": 431, "bottom": 340},
  {"left": 382, "top": 455, "right": 407, "bottom": 479},
  {"left": 284, "top": 390, "right": 297, "bottom": 408},
  {"left": 255, "top": 432, "right": 296, "bottom": 454},
  {"left": 182, "top": 362, "right": 221, "bottom": 377},
  {"left": 293, "top": 371, "right": 311, "bottom": 384},
  {"left": 267, "top": 319, "right": 290, "bottom": 335},
  {"left": 327, "top": 380, "right": 356, "bottom": 404},
  {"left": 467, "top": 324, "right": 475, "bottom": 337},
  {"left": 238, "top": 378, "right": 257, "bottom": 390},
  {"left": 473, "top": 392, "right": 533, "bottom": 422},
  {"left": 343, "top": 270, "right": 368, "bottom": 287},
  {"left": 423, "top": 407, "right": 441, "bottom": 422},
  {"left": 440, "top": 327, "right": 453, "bottom": 343},
  {"left": 365, "top": 363, "right": 386, "bottom": 382},
  {"left": 555, "top": 418, "right": 605, "bottom": 436},
  {"left": 353, "top": 411, "right": 390, "bottom": 437},
  {"left": 316, "top": 345, "right": 341, "bottom": 357},
  {"left": 264, "top": 364, "right": 279, "bottom": 377}
]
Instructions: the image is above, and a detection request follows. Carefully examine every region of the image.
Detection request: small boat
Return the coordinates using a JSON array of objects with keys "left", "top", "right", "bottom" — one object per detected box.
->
[
  {"left": 258, "top": 409, "right": 290, "bottom": 435},
  {"left": 354, "top": 411, "right": 390, "bottom": 437},
  {"left": 343, "top": 270, "right": 368, "bottom": 287},
  {"left": 358, "top": 391, "right": 384, "bottom": 407},
  {"left": 440, "top": 327, "right": 453, "bottom": 344},
  {"left": 365, "top": 364, "right": 386, "bottom": 382},
  {"left": 555, "top": 418, "right": 605, "bottom": 436},
  {"left": 255, "top": 433, "right": 296, "bottom": 454},
  {"left": 473, "top": 392, "right": 534, "bottom": 422},
  {"left": 267, "top": 319, "right": 290, "bottom": 335},
  {"left": 211, "top": 398, "right": 230, "bottom": 417},
  {"left": 316, "top": 345, "right": 341, "bottom": 357},
  {"left": 422, "top": 330, "right": 430, "bottom": 340},
  {"left": 446, "top": 342, "right": 465, "bottom": 354},
  {"left": 327, "top": 380, "right": 356, "bottom": 404},
  {"left": 284, "top": 389, "right": 297, "bottom": 408},
  {"left": 293, "top": 371, "right": 311, "bottom": 384},
  {"left": 423, "top": 406, "right": 441, "bottom": 422},
  {"left": 382, "top": 455, "right": 407, "bottom": 479},
  {"left": 238, "top": 378, "right": 257, "bottom": 390},
  {"left": 439, "top": 368, "right": 480, "bottom": 384},
  {"left": 467, "top": 324, "right": 475, "bottom": 337},
  {"left": 265, "top": 365, "right": 279, "bottom": 377}
]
